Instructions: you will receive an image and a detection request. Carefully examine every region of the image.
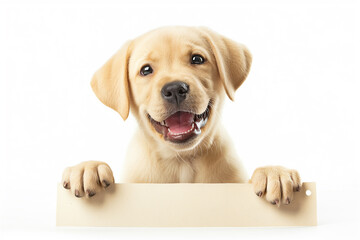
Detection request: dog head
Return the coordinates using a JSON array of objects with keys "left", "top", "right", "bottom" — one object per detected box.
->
[{"left": 91, "top": 26, "right": 252, "bottom": 151}]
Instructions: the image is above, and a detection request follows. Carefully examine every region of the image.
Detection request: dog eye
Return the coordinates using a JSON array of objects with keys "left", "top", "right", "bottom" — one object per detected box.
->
[
  {"left": 140, "top": 65, "right": 153, "bottom": 76},
  {"left": 191, "top": 54, "right": 205, "bottom": 64}
]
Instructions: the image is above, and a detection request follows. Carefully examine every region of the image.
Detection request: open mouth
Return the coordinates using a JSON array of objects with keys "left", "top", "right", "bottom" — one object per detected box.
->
[{"left": 147, "top": 103, "right": 211, "bottom": 143}]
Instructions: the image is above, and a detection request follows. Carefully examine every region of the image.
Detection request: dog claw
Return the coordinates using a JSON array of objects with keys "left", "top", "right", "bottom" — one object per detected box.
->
[
  {"left": 256, "top": 191, "right": 263, "bottom": 197},
  {"left": 75, "top": 190, "right": 81, "bottom": 198},
  {"left": 63, "top": 181, "right": 69, "bottom": 189},
  {"left": 86, "top": 190, "right": 96, "bottom": 198},
  {"left": 102, "top": 180, "right": 111, "bottom": 188}
]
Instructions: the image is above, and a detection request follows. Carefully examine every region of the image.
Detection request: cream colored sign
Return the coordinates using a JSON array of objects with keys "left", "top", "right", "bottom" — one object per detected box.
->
[{"left": 56, "top": 182, "right": 317, "bottom": 227}]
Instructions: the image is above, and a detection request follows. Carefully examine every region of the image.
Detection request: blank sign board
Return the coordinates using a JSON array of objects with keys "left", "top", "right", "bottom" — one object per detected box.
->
[{"left": 56, "top": 182, "right": 317, "bottom": 227}]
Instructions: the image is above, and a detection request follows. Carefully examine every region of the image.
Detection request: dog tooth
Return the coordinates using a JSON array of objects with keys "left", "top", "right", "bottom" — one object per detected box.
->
[
  {"left": 203, "top": 117, "right": 208, "bottom": 126},
  {"left": 194, "top": 128, "right": 201, "bottom": 135},
  {"left": 195, "top": 119, "right": 202, "bottom": 129}
]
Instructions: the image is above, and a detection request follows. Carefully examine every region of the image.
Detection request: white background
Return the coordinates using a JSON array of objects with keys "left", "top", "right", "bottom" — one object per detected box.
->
[{"left": 1, "top": 0, "right": 360, "bottom": 239}]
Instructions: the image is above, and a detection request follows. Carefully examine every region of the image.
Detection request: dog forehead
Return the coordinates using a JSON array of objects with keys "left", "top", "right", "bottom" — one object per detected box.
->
[{"left": 131, "top": 27, "right": 207, "bottom": 59}]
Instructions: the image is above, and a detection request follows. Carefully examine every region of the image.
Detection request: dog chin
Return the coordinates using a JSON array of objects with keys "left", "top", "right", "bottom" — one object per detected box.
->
[{"left": 146, "top": 102, "right": 211, "bottom": 150}]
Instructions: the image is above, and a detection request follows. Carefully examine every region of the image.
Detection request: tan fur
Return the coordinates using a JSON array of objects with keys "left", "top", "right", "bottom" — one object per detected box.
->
[{"left": 62, "top": 26, "right": 301, "bottom": 205}]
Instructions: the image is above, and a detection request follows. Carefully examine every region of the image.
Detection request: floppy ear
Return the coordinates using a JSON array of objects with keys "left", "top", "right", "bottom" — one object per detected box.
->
[
  {"left": 200, "top": 28, "right": 252, "bottom": 100},
  {"left": 91, "top": 41, "right": 132, "bottom": 120}
]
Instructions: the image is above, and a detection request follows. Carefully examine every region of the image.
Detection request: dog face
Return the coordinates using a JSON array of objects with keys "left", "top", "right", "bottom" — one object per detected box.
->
[{"left": 91, "top": 27, "right": 252, "bottom": 151}]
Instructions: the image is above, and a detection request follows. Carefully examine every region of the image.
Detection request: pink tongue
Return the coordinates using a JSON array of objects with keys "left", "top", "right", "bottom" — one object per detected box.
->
[{"left": 165, "top": 112, "right": 194, "bottom": 134}]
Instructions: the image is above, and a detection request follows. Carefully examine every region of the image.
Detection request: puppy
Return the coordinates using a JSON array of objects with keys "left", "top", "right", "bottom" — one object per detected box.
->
[{"left": 62, "top": 26, "right": 301, "bottom": 206}]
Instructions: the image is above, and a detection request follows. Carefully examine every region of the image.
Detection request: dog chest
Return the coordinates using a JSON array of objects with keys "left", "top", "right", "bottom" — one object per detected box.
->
[{"left": 178, "top": 162, "right": 195, "bottom": 183}]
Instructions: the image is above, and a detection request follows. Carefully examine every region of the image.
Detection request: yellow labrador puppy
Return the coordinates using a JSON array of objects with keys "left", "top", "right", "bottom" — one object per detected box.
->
[{"left": 62, "top": 26, "right": 301, "bottom": 206}]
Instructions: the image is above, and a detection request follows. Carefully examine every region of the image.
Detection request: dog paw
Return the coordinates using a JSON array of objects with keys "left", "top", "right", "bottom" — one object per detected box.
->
[
  {"left": 61, "top": 161, "right": 114, "bottom": 198},
  {"left": 250, "top": 166, "right": 301, "bottom": 206}
]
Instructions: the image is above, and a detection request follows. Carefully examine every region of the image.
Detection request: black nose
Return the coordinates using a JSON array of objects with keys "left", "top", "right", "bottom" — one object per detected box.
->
[{"left": 161, "top": 81, "right": 189, "bottom": 105}]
